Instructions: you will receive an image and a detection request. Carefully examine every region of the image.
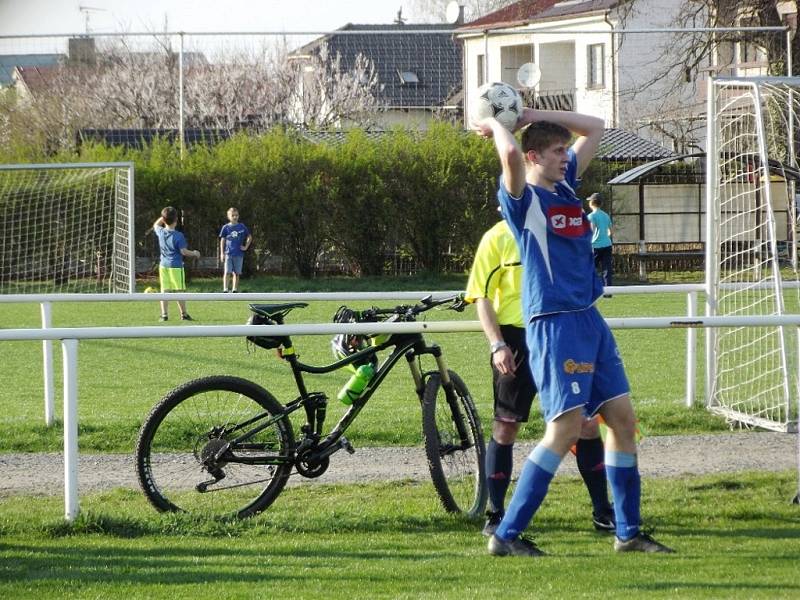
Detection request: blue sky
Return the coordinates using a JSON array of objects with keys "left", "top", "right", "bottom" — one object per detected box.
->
[{"left": 0, "top": 0, "right": 421, "bottom": 36}]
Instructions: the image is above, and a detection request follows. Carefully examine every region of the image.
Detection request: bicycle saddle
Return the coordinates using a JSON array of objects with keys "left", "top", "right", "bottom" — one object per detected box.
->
[{"left": 248, "top": 302, "right": 308, "bottom": 323}]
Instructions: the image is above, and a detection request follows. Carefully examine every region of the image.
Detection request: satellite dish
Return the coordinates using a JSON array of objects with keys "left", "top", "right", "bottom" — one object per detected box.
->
[
  {"left": 446, "top": 1, "right": 463, "bottom": 24},
  {"left": 517, "top": 62, "right": 541, "bottom": 88}
]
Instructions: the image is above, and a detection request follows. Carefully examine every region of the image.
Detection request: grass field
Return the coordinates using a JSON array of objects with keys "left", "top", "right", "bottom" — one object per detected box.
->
[
  {"left": 1, "top": 472, "right": 799, "bottom": 598},
  {"left": 2, "top": 275, "right": 799, "bottom": 598},
  {"left": 0, "top": 274, "right": 730, "bottom": 453}
]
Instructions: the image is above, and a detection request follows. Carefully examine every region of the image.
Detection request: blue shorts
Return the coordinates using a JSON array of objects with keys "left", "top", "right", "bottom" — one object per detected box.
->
[
  {"left": 224, "top": 255, "right": 244, "bottom": 274},
  {"left": 526, "top": 306, "right": 629, "bottom": 422}
]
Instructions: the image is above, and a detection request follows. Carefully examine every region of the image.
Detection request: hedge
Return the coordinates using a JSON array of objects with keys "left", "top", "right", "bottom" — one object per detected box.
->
[{"left": 1, "top": 123, "right": 553, "bottom": 276}]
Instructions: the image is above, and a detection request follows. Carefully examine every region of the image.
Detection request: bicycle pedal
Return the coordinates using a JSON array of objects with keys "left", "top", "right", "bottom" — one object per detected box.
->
[{"left": 340, "top": 437, "right": 355, "bottom": 454}]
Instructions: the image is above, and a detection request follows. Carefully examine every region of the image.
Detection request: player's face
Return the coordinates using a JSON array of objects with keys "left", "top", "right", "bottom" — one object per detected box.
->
[
  {"left": 531, "top": 142, "right": 570, "bottom": 185},
  {"left": 228, "top": 210, "right": 239, "bottom": 222}
]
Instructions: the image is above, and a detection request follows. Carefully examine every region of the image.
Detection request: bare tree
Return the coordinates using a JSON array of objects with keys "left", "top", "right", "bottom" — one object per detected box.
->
[
  {"left": 0, "top": 35, "right": 381, "bottom": 153},
  {"left": 624, "top": 0, "right": 793, "bottom": 95},
  {"left": 274, "top": 42, "right": 379, "bottom": 129}
]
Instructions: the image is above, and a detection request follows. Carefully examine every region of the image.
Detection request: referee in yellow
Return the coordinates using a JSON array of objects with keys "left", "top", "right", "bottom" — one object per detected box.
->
[{"left": 466, "top": 217, "right": 615, "bottom": 536}]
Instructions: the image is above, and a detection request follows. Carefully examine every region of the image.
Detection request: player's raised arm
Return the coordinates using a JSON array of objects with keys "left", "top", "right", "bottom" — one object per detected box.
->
[{"left": 473, "top": 117, "right": 526, "bottom": 198}]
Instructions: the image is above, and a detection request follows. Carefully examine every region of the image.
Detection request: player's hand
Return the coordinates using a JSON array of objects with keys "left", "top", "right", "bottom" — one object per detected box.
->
[
  {"left": 470, "top": 117, "right": 496, "bottom": 139},
  {"left": 519, "top": 107, "right": 538, "bottom": 128},
  {"left": 193, "top": 250, "right": 201, "bottom": 258},
  {"left": 492, "top": 346, "right": 516, "bottom": 376}
]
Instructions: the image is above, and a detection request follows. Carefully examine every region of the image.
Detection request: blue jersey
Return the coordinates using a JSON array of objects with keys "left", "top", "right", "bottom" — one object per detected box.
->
[
  {"left": 219, "top": 222, "right": 250, "bottom": 257},
  {"left": 497, "top": 149, "right": 604, "bottom": 319},
  {"left": 155, "top": 227, "right": 187, "bottom": 268}
]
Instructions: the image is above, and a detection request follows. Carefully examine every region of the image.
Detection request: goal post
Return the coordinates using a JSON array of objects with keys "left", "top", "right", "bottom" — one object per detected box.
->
[
  {"left": 0, "top": 162, "right": 135, "bottom": 294},
  {"left": 706, "top": 77, "right": 800, "bottom": 433},
  {"left": 0, "top": 162, "right": 134, "bottom": 427}
]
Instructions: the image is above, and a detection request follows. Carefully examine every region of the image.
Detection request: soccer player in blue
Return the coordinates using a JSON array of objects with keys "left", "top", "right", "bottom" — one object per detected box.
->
[
  {"left": 219, "top": 207, "right": 252, "bottom": 293},
  {"left": 473, "top": 106, "right": 674, "bottom": 556}
]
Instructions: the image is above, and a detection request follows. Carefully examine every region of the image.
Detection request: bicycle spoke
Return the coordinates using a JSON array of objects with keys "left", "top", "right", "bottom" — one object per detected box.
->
[{"left": 137, "top": 377, "right": 293, "bottom": 518}]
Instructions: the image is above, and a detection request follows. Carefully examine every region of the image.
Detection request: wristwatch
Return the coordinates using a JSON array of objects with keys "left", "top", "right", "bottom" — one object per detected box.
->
[{"left": 490, "top": 340, "right": 507, "bottom": 354}]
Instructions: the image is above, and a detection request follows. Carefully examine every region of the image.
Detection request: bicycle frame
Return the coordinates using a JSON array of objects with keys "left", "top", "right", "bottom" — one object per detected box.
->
[{"left": 219, "top": 330, "right": 459, "bottom": 468}]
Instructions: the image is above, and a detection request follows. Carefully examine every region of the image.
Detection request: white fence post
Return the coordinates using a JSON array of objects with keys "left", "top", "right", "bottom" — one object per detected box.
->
[
  {"left": 41, "top": 301, "right": 55, "bottom": 426},
  {"left": 686, "top": 291, "right": 697, "bottom": 407},
  {"left": 62, "top": 338, "right": 79, "bottom": 522}
]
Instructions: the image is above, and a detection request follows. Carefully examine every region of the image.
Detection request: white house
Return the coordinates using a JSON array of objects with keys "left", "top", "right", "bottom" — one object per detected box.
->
[{"left": 456, "top": 0, "right": 780, "bottom": 152}]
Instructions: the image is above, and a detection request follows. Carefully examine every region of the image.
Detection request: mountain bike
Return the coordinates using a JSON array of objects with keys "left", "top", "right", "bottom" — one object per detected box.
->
[{"left": 135, "top": 294, "right": 487, "bottom": 519}]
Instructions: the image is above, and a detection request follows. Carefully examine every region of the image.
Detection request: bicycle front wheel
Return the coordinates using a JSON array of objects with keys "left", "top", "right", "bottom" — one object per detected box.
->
[
  {"left": 135, "top": 376, "right": 294, "bottom": 519},
  {"left": 422, "top": 370, "right": 487, "bottom": 518}
]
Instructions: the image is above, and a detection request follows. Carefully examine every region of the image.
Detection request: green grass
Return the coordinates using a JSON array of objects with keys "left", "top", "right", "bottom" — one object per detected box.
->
[
  {"left": 1, "top": 471, "right": 799, "bottom": 598},
  {"left": 0, "top": 275, "right": 733, "bottom": 453}
]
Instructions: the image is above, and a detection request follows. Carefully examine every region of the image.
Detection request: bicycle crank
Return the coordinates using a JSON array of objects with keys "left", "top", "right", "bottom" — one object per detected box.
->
[{"left": 295, "top": 448, "right": 330, "bottom": 478}]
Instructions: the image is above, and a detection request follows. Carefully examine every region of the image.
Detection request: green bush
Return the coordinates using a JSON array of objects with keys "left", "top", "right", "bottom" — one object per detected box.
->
[{"left": 1, "top": 123, "right": 507, "bottom": 275}]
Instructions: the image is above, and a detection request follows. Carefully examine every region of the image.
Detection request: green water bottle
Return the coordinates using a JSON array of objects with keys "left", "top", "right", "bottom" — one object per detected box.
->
[{"left": 337, "top": 363, "right": 375, "bottom": 405}]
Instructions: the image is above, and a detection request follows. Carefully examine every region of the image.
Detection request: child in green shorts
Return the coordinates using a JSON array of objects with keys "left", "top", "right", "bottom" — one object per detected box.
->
[{"left": 153, "top": 206, "right": 201, "bottom": 321}]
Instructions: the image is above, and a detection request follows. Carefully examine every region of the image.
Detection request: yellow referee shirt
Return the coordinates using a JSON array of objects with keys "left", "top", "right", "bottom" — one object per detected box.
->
[{"left": 465, "top": 220, "right": 524, "bottom": 328}]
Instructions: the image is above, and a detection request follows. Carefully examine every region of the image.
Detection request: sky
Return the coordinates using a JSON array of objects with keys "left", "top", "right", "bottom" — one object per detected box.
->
[{"left": 0, "top": 0, "right": 426, "bottom": 36}]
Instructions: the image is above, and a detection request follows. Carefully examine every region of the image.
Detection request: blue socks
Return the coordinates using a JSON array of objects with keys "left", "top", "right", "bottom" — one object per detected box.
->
[
  {"left": 486, "top": 438, "right": 513, "bottom": 514},
  {"left": 495, "top": 445, "right": 562, "bottom": 541},
  {"left": 605, "top": 450, "right": 641, "bottom": 540}
]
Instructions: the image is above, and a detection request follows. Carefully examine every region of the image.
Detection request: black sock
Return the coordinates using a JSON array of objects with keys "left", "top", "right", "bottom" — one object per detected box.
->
[
  {"left": 575, "top": 436, "right": 612, "bottom": 515},
  {"left": 486, "top": 438, "right": 513, "bottom": 514}
]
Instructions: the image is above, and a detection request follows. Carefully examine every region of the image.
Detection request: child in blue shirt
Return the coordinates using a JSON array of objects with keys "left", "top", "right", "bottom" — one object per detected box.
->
[
  {"left": 218, "top": 207, "right": 252, "bottom": 293},
  {"left": 587, "top": 193, "right": 613, "bottom": 294},
  {"left": 153, "top": 206, "right": 200, "bottom": 321}
]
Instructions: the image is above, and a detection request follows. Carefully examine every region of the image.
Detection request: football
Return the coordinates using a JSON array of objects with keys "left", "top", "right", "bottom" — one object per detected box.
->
[{"left": 470, "top": 82, "right": 523, "bottom": 131}]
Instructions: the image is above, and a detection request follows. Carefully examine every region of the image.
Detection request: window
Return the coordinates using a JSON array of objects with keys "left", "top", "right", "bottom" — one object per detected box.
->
[
  {"left": 477, "top": 54, "right": 485, "bottom": 87},
  {"left": 397, "top": 70, "right": 419, "bottom": 85},
  {"left": 587, "top": 43, "right": 604, "bottom": 89},
  {"left": 501, "top": 44, "right": 534, "bottom": 86}
]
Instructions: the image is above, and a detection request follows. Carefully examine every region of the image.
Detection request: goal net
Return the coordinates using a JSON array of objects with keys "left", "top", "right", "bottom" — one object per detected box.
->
[
  {"left": 706, "top": 77, "right": 800, "bottom": 432},
  {"left": 0, "top": 162, "right": 134, "bottom": 294}
]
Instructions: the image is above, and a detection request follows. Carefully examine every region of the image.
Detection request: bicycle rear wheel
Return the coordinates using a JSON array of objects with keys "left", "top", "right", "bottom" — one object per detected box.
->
[
  {"left": 136, "top": 376, "right": 294, "bottom": 519},
  {"left": 422, "top": 370, "right": 487, "bottom": 518}
]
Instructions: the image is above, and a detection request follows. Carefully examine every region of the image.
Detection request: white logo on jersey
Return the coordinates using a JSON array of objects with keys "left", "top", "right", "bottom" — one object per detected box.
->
[
  {"left": 571, "top": 381, "right": 581, "bottom": 395},
  {"left": 523, "top": 189, "right": 554, "bottom": 283},
  {"left": 230, "top": 231, "right": 240, "bottom": 239},
  {"left": 551, "top": 214, "right": 566, "bottom": 229}
]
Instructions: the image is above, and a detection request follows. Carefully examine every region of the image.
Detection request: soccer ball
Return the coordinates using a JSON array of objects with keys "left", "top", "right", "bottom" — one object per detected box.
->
[
  {"left": 470, "top": 82, "right": 523, "bottom": 131},
  {"left": 144, "top": 286, "right": 156, "bottom": 293}
]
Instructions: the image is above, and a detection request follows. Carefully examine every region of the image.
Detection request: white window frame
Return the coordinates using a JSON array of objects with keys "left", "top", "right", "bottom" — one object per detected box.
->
[{"left": 587, "top": 43, "right": 605, "bottom": 89}]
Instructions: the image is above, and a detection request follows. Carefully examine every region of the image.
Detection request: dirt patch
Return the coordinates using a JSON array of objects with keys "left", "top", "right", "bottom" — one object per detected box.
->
[{"left": 0, "top": 432, "right": 796, "bottom": 497}]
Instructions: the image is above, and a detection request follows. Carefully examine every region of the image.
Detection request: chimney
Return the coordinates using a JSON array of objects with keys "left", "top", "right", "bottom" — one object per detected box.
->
[{"left": 68, "top": 37, "right": 96, "bottom": 66}]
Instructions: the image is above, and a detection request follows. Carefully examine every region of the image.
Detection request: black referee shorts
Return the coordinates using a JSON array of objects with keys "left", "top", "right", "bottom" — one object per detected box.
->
[{"left": 491, "top": 324, "right": 537, "bottom": 422}]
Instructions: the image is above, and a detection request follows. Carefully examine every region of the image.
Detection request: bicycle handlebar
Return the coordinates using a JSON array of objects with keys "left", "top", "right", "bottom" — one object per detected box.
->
[{"left": 351, "top": 293, "right": 466, "bottom": 323}]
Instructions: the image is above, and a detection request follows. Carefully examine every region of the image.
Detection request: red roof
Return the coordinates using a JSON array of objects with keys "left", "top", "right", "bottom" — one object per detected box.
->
[
  {"left": 458, "top": 0, "right": 618, "bottom": 31},
  {"left": 13, "top": 65, "right": 63, "bottom": 96}
]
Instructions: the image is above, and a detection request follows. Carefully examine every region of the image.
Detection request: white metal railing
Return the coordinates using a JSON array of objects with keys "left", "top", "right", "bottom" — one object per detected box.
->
[
  {"left": 1, "top": 285, "right": 708, "bottom": 426},
  {"left": 3, "top": 283, "right": 799, "bottom": 521}
]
